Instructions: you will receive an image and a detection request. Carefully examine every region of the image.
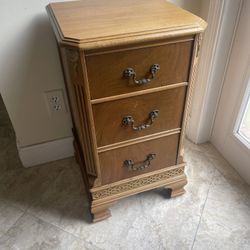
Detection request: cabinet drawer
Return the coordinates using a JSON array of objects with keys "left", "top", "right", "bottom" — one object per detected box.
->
[
  {"left": 86, "top": 39, "right": 193, "bottom": 99},
  {"left": 93, "top": 86, "right": 186, "bottom": 147},
  {"left": 99, "top": 134, "right": 179, "bottom": 185}
]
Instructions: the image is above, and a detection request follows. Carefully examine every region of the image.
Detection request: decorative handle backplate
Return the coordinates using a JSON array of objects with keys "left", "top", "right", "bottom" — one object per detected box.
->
[
  {"left": 122, "top": 110, "right": 159, "bottom": 131},
  {"left": 123, "top": 64, "right": 160, "bottom": 85},
  {"left": 124, "top": 153, "right": 156, "bottom": 171}
]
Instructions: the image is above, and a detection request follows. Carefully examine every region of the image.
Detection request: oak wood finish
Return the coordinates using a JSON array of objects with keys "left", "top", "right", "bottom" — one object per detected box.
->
[
  {"left": 86, "top": 40, "right": 193, "bottom": 99},
  {"left": 93, "top": 87, "right": 187, "bottom": 146},
  {"left": 99, "top": 134, "right": 180, "bottom": 185},
  {"left": 90, "top": 82, "right": 188, "bottom": 105},
  {"left": 47, "top": 0, "right": 206, "bottom": 49},
  {"left": 47, "top": 0, "right": 206, "bottom": 222},
  {"left": 97, "top": 128, "right": 180, "bottom": 153},
  {"left": 177, "top": 34, "right": 203, "bottom": 164}
]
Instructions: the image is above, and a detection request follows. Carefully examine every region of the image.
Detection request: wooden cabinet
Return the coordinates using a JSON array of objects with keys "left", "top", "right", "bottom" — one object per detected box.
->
[{"left": 47, "top": 0, "right": 206, "bottom": 222}]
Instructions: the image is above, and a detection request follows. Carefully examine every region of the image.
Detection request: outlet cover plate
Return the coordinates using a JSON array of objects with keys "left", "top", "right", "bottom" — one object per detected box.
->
[{"left": 45, "top": 89, "right": 67, "bottom": 116}]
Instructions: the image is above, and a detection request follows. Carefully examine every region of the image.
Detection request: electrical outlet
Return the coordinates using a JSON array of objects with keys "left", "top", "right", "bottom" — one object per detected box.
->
[{"left": 45, "top": 89, "right": 67, "bottom": 115}]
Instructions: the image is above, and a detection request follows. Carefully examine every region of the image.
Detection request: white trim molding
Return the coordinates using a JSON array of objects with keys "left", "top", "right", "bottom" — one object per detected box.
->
[
  {"left": 210, "top": 0, "right": 250, "bottom": 183},
  {"left": 186, "top": 0, "right": 243, "bottom": 143},
  {"left": 17, "top": 137, "right": 74, "bottom": 167}
]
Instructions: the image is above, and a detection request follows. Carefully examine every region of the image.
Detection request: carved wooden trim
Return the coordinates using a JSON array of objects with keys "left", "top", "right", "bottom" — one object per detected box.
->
[
  {"left": 177, "top": 33, "right": 203, "bottom": 163},
  {"left": 65, "top": 48, "right": 98, "bottom": 177},
  {"left": 91, "top": 166, "right": 184, "bottom": 200},
  {"left": 66, "top": 49, "right": 79, "bottom": 64},
  {"left": 85, "top": 37, "right": 194, "bottom": 56},
  {"left": 79, "top": 52, "right": 103, "bottom": 182}
]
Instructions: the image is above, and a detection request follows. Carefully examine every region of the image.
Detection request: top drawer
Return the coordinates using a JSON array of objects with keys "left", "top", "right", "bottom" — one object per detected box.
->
[{"left": 85, "top": 38, "right": 194, "bottom": 100}]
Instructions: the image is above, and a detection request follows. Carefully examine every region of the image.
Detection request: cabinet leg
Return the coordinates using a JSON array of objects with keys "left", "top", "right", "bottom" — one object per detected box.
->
[
  {"left": 170, "top": 187, "right": 186, "bottom": 197},
  {"left": 165, "top": 178, "right": 187, "bottom": 198},
  {"left": 91, "top": 202, "right": 116, "bottom": 223}
]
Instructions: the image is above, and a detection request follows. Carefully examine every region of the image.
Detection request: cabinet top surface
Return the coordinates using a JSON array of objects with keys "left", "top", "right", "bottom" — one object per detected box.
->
[{"left": 47, "top": 0, "right": 206, "bottom": 49}]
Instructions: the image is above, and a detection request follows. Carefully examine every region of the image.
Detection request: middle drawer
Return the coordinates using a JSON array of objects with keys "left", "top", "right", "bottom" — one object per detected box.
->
[{"left": 93, "top": 86, "right": 187, "bottom": 147}]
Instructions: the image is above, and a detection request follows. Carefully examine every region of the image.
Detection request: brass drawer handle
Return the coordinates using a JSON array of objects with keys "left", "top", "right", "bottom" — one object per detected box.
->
[
  {"left": 123, "top": 64, "right": 160, "bottom": 85},
  {"left": 124, "top": 153, "right": 156, "bottom": 171},
  {"left": 122, "top": 110, "right": 159, "bottom": 131}
]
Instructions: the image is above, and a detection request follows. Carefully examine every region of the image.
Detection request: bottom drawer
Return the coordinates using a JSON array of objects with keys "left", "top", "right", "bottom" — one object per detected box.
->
[{"left": 99, "top": 134, "right": 179, "bottom": 185}]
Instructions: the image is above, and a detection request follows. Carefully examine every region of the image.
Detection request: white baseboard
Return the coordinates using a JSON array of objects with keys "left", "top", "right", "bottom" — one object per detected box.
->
[{"left": 17, "top": 137, "right": 74, "bottom": 167}]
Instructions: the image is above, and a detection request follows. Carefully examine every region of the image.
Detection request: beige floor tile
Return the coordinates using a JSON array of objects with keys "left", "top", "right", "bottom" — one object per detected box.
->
[
  {"left": 27, "top": 175, "right": 210, "bottom": 250},
  {"left": 0, "top": 140, "right": 23, "bottom": 174},
  {"left": 208, "top": 170, "right": 250, "bottom": 208},
  {"left": 0, "top": 158, "right": 75, "bottom": 211},
  {"left": 184, "top": 143, "right": 216, "bottom": 182},
  {"left": 0, "top": 201, "right": 24, "bottom": 238},
  {"left": 0, "top": 213, "right": 92, "bottom": 250},
  {"left": 193, "top": 197, "right": 250, "bottom": 250}
]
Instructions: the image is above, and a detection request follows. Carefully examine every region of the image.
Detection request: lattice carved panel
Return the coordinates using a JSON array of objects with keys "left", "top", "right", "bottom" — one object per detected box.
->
[{"left": 92, "top": 167, "right": 184, "bottom": 200}]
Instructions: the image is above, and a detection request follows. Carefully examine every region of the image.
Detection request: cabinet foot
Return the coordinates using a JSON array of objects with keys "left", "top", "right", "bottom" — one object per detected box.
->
[
  {"left": 165, "top": 178, "right": 187, "bottom": 198},
  {"left": 170, "top": 187, "right": 186, "bottom": 197},
  {"left": 91, "top": 202, "right": 115, "bottom": 223},
  {"left": 92, "top": 208, "right": 111, "bottom": 223}
]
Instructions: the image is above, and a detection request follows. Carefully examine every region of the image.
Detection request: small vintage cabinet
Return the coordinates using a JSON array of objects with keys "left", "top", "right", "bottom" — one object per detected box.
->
[{"left": 47, "top": 0, "right": 206, "bottom": 222}]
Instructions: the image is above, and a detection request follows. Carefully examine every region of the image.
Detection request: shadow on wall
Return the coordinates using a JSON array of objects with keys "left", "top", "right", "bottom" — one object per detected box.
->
[
  {"left": 0, "top": 12, "right": 72, "bottom": 147},
  {"left": 168, "top": 0, "right": 202, "bottom": 16}
]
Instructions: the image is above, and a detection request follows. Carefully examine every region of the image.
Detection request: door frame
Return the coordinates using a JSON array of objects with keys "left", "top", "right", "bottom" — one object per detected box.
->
[
  {"left": 211, "top": 0, "right": 250, "bottom": 184},
  {"left": 187, "top": 0, "right": 243, "bottom": 143},
  {"left": 233, "top": 65, "right": 250, "bottom": 152}
]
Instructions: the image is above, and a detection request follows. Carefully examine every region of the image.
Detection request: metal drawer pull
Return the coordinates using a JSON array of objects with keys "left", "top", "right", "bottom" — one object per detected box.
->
[
  {"left": 122, "top": 110, "right": 159, "bottom": 131},
  {"left": 124, "top": 153, "right": 156, "bottom": 171},
  {"left": 123, "top": 64, "right": 160, "bottom": 85}
]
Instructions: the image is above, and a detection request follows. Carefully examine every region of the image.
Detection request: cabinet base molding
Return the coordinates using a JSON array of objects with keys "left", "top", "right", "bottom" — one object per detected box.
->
[
  {"left": 75, "top": 134, "right": 187, "bottom": 222},
  {"left": 89, "top": 163, "right": 187, "bottom": 222},
  {"left": 91, "top": 165, "right": 186, "bottom": 200}
]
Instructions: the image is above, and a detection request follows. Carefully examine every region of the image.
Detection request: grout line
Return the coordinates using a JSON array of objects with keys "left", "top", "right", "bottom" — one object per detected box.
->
[
  {"left": 210, "top": 159, "right": 246, "bottom": 184},
  {"left": 190, "top": 188, "right": 210, "bottom": 250},
  {"left": 0, "top": 211, "right": 26, "bottom": 240},
  {"left": 190, "top": 168, "right": 216, "bottom": 250},
  {"left": 0, "top": 210, "right": 101, "bottom": 249},
  {"left": 22, "top": 211, "right": 95, "bottom": 246}
]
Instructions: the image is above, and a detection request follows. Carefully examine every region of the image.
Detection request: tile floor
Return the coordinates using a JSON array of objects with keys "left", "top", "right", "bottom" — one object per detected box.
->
[{"left": 0, "top": 95, "right": 250, "bottom": 250}]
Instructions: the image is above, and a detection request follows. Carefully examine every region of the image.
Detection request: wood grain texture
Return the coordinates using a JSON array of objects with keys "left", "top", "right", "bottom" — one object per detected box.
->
[
  {"left": 86, "top": 40, "right": 193, "bottom": 99},
  {"left": 47, "top": 0, "right": 206, "bottom": 49},
  {"left": 97, "top": 128, "right": 180, "bottom": 153},
  {"left": 91, "top": 82, "right": 188, "bottom": 105},
  {"left": 93, "top": 87, "right": 187, "bottom": 147},
  {"left": 47, "top": 0, "right": 206, "bottom": 222},
  {"left": 59, "top": 48, "right": 98, "bottom": 177},
  {"left": 99, "top": 134, "right": 180, "bottom": 185}
]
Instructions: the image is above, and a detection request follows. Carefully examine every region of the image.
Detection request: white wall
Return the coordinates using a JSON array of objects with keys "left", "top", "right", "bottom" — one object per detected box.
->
[
  {"left": 0, "top": 0, "right": 72, "bottom": 148},
  {"left": 168, "top": 0, "right": 202, "bottom": 15},
  {"left": 0, "top": 0, "right": 202, "bottom": 166}
]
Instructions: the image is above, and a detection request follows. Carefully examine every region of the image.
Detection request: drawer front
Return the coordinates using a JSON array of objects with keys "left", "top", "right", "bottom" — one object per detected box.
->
[
  {"left": 86, "top": 39, "right": 193, "bottom": 99},
  {"left": 93, "top": 87, "right": 186, "bottom": 147},
  {"left": 99, "top": 134, "right": 179, "bottom": 185}
]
